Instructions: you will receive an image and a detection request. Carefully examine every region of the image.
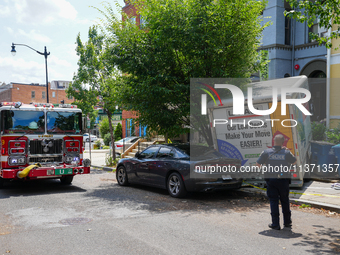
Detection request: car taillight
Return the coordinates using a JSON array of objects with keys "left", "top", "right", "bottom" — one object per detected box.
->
[{"left": 117, "top": 145, "right": 123, "bottom": 147}]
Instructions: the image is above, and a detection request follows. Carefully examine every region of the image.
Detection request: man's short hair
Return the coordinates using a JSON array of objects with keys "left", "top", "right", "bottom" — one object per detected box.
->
[{"left": 274, "top": 134, "right": 285, "bottom": 145}]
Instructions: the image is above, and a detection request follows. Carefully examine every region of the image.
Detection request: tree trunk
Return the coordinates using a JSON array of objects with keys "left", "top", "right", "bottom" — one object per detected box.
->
[
  {"left": 192, "top": 114, "right": 213, "bottom": 146},
  {"left": 106, "top": 109, "right": 116, "bottom": 160}
]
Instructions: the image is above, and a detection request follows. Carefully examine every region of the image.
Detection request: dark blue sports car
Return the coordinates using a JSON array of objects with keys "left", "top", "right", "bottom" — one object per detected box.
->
[{"left": 116, "top": 144, "right": 243, "bottom": 198}]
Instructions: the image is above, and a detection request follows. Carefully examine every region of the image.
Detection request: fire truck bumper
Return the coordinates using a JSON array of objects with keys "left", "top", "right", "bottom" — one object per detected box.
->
[{"left": 1, "top": 166, "right": 90, "bottom": 179}]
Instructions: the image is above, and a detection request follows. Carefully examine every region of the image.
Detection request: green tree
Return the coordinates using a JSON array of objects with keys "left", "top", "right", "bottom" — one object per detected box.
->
[
  {"left": 67, "top": 25, "right": 120, "bottom": 159},
  {"left": 99, "top": 0, "right": 268, "bottom": 144},
  {"left": 103, "top": 133, "right": 112, "bottom": 146},
  {"left": 114, "top": 122, "right": 122, "bottom": 141},
  {"left": 99, "top": 117, "right": 110, "bottom": 137},
  {"left": 285, "top": 0, "right": 340, "bottom": 49}
]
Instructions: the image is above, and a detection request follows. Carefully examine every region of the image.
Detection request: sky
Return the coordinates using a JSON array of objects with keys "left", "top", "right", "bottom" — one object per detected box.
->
[{"left": 0, "top": 0, "right": 125, "bottom": 85}]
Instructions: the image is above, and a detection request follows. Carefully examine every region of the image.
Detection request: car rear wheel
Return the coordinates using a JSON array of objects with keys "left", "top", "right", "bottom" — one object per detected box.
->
[
  {"left": 167, "top": 172, "right": 187, "bottom": 198},
  {"left": 60, "top": 176, "right": 73, "bottom": 185},
  {"left": 116, "top": 166, "right": 128, "bottom": 186}
]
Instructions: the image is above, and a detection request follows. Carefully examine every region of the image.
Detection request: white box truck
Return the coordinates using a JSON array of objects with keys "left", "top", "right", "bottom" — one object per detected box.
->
[{"left": 207, "top": 76, "right": 312, "bottom": 187}]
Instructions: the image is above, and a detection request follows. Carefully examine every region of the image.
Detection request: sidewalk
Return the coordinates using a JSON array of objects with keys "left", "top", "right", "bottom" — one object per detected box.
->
[
  {"left": 83, "top": 149, "right": 114, "bottom": 171},
  {"left": 290, "top": 181, "right": 340, "bottom": 211},
  {"left": 83, "top": 150, "right": 340, "bottom": 212},
  {"left": 241, "top": 180, "right": 340, "bottom": 212}
]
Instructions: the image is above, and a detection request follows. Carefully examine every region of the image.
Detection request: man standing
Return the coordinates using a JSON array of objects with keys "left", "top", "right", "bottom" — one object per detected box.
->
[{"left": 256, "top": 134, "right": 297, "bottom": 230}]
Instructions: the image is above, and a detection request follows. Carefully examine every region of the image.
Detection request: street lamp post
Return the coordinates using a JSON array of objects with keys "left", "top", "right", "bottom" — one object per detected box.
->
[{"left": 11, "top": 43, "right": 50, "bottom": 103}]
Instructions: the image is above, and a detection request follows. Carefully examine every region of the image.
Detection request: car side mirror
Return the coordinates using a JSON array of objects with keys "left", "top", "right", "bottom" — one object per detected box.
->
[{"left": 135, "top": 152, "right": 140, "bottom": 158}]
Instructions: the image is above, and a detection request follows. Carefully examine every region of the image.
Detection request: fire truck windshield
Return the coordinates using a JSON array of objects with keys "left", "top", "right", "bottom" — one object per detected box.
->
[
  {"left": 46, "top": 111, "right": 82, "bottom": 134},
  {"left": 2, "top": 110, "right": 45, "bottom": 134}
]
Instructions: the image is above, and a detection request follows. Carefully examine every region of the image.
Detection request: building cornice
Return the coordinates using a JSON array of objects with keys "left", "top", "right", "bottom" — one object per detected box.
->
[
  {"left": 258, "top": 42, "right": 326, "bottom": 51},
  {"left": 10, "top": 82, "right": 48, "bottom": 87},
  {"left": 295, "top": 42, "right": 326, "bottom": 51},
  {"left": 258, "top": 44, "right": 292, "bottom": 51}
]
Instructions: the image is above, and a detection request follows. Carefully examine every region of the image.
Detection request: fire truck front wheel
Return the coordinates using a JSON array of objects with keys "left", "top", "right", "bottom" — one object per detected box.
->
[{"left": 60, "top": 176, "right": 74, "bottom": 185}]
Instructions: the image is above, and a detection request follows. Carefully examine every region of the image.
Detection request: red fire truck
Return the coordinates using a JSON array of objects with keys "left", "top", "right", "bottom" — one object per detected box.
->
[{"left": 0, "top": 101, "right": 90, "bottom": 188}]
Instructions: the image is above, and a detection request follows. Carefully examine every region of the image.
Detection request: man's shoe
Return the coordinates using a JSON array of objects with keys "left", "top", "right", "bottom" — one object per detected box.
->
[
  {"left": 284, "top": 223, "right": 292, "bottom": 228},
  {"left": 268, "top": 224, "right": 281, "bottom": 230}
]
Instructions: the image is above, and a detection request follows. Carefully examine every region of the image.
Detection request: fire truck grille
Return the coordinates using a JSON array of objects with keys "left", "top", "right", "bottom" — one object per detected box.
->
[
  {"left": 29, "top": 156, "right": 63, "bottom": 164},
  {"left": 29, "top": 139, "right": 63, "bottom": 155}
]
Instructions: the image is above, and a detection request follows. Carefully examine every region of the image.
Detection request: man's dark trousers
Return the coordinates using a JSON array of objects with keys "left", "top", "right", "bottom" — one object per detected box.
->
[{"left": 266, "top": 178, "right": 291, "bottom": 227}]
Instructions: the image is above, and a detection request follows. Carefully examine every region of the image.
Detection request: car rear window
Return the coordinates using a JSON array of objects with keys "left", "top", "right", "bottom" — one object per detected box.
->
[
  {"left": 139, "top": 146, "right": 159, "bottom": 159},
  {"left": 156, "top": 147, "right": 175, "bottom": 158}
]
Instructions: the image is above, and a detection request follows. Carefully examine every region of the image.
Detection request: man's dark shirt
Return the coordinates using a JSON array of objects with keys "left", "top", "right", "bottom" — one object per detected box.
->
[{"left": 257, "top": 146, "right": 296, "bottom": 178}]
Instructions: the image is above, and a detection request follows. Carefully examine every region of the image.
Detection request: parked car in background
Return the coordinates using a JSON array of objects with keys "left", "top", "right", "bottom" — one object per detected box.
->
[
  {"left": 114, "top": 136, "right": 139, "bottom": 151},
  {"left": 115, "top": 144, "right": 243, "bottom": 198},
  {"left": 83, "top": 133, "right": 97, "bottom": 142}
]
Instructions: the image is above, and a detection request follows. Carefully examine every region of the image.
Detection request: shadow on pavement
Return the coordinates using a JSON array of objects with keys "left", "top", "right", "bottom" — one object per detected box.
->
[
  {"left": 85, "top": 181, "right": 268, "bottom": 213},
  {"left": 0, "top": 179, "right": 86, "bottom": 199},
  {"left": 259, "top": 228, "right": 302, "bottom": 239},
  {"left": 292, "top": 225, "right": 340, "bottom": 254}
]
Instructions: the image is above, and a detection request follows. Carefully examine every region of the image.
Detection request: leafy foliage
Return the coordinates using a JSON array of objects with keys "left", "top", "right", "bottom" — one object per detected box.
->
[
  {"left": 311, "top": 121, "right": 327, "bottom": 141},
  {"left": 285, "top": 0, "right": 340, "bottom": 49},
  {"left": 99, "top": 0, "right": 268, "bottom": 142},
  {"left": 101, "top": 119, "right": 122, "bottom": 145},
  {"left": 103, "top": 133, "right": 112, "bottom": 146},
  {"left": 312, "top": 121, "right": 340, "bottom": 144},
  {"left": 105, "top": 153, "right": 120, "bottom": 167},
  {"left": 114, "top": 122, "right": 122, "bottom": 141},
  {"left": 326, "top": 127, "right": 340, "bottom": 144},
  {"left": 95, "top": 139, "right": 102, "bottom": 148},
  {"left": 99, "top": 117, "right": 110, "bottom": 137},
  {"left": 67, "top": 25, "right": 120, "bottom": 159}
]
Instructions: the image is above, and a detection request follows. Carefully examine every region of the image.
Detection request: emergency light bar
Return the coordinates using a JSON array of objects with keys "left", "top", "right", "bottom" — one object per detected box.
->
[
  {"left": 56, "top": 104, "right": 77, "bottom": 108},
  {"left": 30, "top": 103, "right": 77, "bottom": 109},
  {"left": 0, "top": 102, "right": 22, "bottom": 108},
  {"left": 1, "top": 102, "right": 15, "bottom": 106},
  {"left": 31, "top": 103, "right": 53, "bottom": 108},
  {"left": 1, "top": 102, "right": 77, "bottom": 109}
]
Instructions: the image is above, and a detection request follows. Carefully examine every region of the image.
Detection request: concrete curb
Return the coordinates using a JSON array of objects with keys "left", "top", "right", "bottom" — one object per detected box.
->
[
  {"left": 289, "top": 198, "right": 340, "bottom": 213},
  {"left": 91, "top": 165, "right": 116, "bottom": 172},
  {"left": 239, "top": 187, "right": 340, "bottom": 213},
  {"left": 311, "top": 178, "right": 339, "bottom": 183}
]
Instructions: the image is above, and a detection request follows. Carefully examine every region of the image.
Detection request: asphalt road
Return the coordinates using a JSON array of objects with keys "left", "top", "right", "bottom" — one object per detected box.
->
[{"left": 0, "top": 170, "right": 339, "bottom": 255}]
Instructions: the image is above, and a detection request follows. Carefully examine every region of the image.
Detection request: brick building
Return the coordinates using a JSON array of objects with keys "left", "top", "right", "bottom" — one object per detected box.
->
[{"left": 0, "top": 80, "right": 74, "bottom": 104}]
